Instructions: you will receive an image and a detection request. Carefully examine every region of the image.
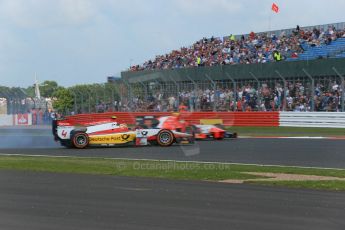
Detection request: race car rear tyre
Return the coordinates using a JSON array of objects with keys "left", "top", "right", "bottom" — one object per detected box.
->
[
  {"left": 72, "top": 132, "right": 89, "bottom": 149},
  {"left": 156, "top": 130, "right": 174, "bottom": 147},
  {"left": 225, "top": 132, "right": 238, "bottom": 138}
]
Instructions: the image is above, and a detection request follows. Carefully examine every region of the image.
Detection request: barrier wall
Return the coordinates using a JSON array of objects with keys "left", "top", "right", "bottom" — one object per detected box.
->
[
  {"left": 0, "top": 114, "right": 33, "bottom": 126},
  {"left": 14, "top": 114, "right": 33, "bottom": 126},
  {"left": 67, "top": 112, "right": 345, "bottom": 128},
  {"left": 67, "top": 112, "right": 280, "bottom": 127},
  {"left": 0, "top": 114, "right": 14, "bottom": 126},
  {"left": 279, "top": 112, "right": 345, "bottom": 128}
]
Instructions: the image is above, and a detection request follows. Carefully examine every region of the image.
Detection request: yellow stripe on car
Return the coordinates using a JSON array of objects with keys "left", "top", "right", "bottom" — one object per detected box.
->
[{"left": 89, "top": 133, "right": 136, "bottom": 144}]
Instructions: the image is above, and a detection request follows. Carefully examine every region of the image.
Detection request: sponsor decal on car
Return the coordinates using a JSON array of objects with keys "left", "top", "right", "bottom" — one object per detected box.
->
[{"left": 89, "top": 133, "right": 136, "bottom": 144}]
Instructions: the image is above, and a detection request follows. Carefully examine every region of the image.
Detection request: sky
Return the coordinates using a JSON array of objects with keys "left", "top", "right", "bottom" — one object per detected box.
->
[{"left": 0, "top": 0, "right": 345, "bottom": 87}]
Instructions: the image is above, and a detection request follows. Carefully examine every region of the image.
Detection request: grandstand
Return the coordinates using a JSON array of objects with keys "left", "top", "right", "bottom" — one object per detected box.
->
[
  {"left": 117, "top": 23, "right": 345, "bottom": 113},
  {"left": 291, "top": 37, "right": 345, "bottom": 61},
  {"left": 129, "top": 22, "right": 345, "bottom": 71}
]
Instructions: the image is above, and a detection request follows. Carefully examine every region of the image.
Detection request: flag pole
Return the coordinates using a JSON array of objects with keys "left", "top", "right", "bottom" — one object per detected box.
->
[
  {"left": 269, "top": 3, "right": 279, "bottom": 33},
  {"left": 268, "top": 9, "right": 272, "bottom": 32}
]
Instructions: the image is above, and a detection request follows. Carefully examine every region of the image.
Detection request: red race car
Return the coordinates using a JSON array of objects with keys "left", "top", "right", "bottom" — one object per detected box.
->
[
  {"left": 136, "top": 114, "right": 237, "bottom": 140},
  {"left": 191, "top": 124, "right": 237, "bottom": 140}
]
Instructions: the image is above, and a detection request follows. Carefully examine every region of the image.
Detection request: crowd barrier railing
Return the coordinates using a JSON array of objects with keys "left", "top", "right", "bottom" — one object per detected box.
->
[
  {"left": 279, "top": 112, "right": 345, "bottom": 128},
  {"left": 4, "top": 112, "right": 345, "bottom": 128}
]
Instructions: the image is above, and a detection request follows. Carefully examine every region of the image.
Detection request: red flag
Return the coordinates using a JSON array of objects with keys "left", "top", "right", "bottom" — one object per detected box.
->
[{"left": 271, "top": 3, "right": 279, "bottom": 13}]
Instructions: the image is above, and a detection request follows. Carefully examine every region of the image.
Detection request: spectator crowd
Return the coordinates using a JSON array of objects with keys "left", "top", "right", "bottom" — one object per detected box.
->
[
  {"left": 119, "top": 79, "right": 343, "bottom": 112},
  {"left": 130, "top": 25, "right": 345, "bottom": 71}
]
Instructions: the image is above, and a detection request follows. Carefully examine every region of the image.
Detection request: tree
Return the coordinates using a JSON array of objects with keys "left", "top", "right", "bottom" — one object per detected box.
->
[
  {"left": 24, "top": 86, "right": 36, "bottom": 98},
  {"left": 52, "top": 88, "right": 73, "bottom": 115},
  {"left": 40, "top": 81, "right": 59, "bottom": 98}
]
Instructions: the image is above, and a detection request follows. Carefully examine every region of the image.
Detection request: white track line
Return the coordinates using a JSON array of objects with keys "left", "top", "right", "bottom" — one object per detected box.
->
[{"left": 1, "top": 153, "right": 345, "bottom": 171}]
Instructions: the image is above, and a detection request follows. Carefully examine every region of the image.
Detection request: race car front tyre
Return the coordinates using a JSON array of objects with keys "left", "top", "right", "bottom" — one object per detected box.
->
[
  {"left": 156, "top": 130, "right": 174, "bottom": 147},
  {"left": 71, "top": 132, "right": 89, "bottom": 149},
  {"left": 225, "top": 132, "right": 238, "bottom": 138}
]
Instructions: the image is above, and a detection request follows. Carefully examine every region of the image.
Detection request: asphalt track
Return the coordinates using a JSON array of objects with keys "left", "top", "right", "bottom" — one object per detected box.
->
[
  {"left": 1, "top": 170, "right": 344, "bottom": 230},
  {"left": 1, "top": 128, "right": 345, "bottom": 168}
]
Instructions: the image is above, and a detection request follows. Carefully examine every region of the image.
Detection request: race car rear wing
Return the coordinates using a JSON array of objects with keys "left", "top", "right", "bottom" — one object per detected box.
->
[{"left": 52, "top": 119, "right": 59, "bottom": 141}]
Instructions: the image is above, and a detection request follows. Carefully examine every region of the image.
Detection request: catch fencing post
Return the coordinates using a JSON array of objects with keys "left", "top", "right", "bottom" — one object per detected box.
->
[
  {"left": 85, "top": 85, "right": 93, "bottom": 113},
  {"left": 275, "top": 70, "right": 287, "bottom": 111},
  {"left": 138, "top": 81, "right": 148, "bottom": 102},
  {"left": 2, "top": 90, "right": 12, "bottom": 114},
  {"left": 123, "top": 80, "right": 132, "bottom": 104},
  {"left": 249, "top": 72, "right": 261, "bottom": 110},
  {"left": 167, "top": 75, "right": 180, "bottom": 110},
  {"left": 75, "top": 89, "right": 84, "bottom": 114},
  {"left": 332, "top": 67, "right": 345, "bottom": 112},
  {"left": 19, "top": 88, "right": 29, "bottom": 113},
  {"left": 113, "top": 83, "right": 123, "bottom": 111},
  {"left": 87, "top": 92, "right": 91, "bottom": 113},
  {"left": 186, "top": 75, "right": 198, "bottom": 111},
  {"left": 10, "top": 91, "right": 18, "bottom": 114},
  {"left": 80, "top": 92, "right": 84, "bottom": 113},
  {"left": 70, "top": 91, "right": 77, "bottom": 114},
  {"left": 92, "top": 87, "right": 99, "bottom": 113},
  {"left": 103, "top": 84, "right": 107, "bottom": 104},
  {"left": 186, "top": 75, "right": 198, "bottom": 92},
  {"left": 154, "top": 79, "right": 163, "bottom": 92},
  {"left": 302, "top": 68, "right": 315, "bottom": 111},
  {"left": 111, "top": 88, "right": 115, "bottom": 111},
  {"left": 204, "top": 74, "right": 217, "bottom": 111},
  {"left": 225, "top": 73, "right": 237, "bottom": 111},
  {"left": 154, "top": 79, "right": 165, "bottom": 108}
]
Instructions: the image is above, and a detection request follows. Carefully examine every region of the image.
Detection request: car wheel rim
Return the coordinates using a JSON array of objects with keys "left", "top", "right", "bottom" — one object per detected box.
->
[
  {"left": 160, "top": 133, "right": 171, "bottom": 144},
  {"left": 76, "top": 136, "right": 86, "bottom": 145}
]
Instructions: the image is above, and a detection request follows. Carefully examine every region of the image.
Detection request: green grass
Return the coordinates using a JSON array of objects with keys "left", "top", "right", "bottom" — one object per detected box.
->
[
  {"left": 0, "top": 156, "right": 261, "bottom": 181},
  {"left": 1, "top": 155, "right": 345, "bottom": 190},
  {"left": 227, "top": 126, "right": 345, "bottom": 137},
  {"left": 248, "top": 180, "right": 345, "bottom": 191}
]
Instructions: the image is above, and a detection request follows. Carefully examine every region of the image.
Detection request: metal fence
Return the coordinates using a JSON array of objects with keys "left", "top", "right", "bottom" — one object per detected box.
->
[
  {"left": 0, "top": 87, "right": 53, "bottom": 125},
  {"left": 0, "top": 87, "right": 42, "bottom": 114},
  {"left": 66, "top": 83, "right": 123, "bottom": 115},
  {"left": 118, "top": 67, "right": 345, "bottom": 113}
]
